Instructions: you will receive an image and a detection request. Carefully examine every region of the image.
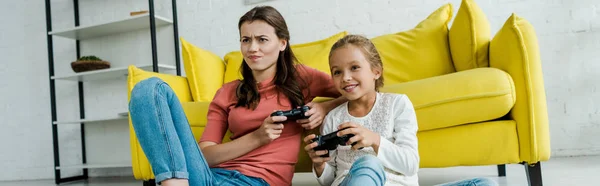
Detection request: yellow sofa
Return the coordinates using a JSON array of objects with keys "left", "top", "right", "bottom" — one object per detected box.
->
[{"left": 127, "top": 0, "right": 549, "bottom": 185}]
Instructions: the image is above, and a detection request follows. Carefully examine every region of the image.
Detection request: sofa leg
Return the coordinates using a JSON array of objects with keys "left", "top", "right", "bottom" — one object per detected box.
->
[
  {"left": 524, "top": 162, "right": 543, "bottom": 186},
  {"left": 143, "top": 179, "right": 156, "bottom": 186},
  {"left": 497, "top": 164, "right": 506, "bottom": 177}
]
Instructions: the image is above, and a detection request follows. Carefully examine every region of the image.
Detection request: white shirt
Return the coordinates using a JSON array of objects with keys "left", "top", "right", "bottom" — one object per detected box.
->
[{"left": 312, "top": 92, "right": 420, "bottom": 186}]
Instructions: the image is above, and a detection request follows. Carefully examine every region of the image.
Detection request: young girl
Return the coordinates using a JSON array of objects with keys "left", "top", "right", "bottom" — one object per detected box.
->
[
  {"left": 130, "top": 6, "right": 345, "bottom": 186},
  {"left": 304, "top": 35, "right": 498, "bottom": 186}
]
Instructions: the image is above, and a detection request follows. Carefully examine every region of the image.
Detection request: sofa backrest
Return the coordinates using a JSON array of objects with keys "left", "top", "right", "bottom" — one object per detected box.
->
[{"left": 181, "top": 0, "right": 493, "bottom": 103}]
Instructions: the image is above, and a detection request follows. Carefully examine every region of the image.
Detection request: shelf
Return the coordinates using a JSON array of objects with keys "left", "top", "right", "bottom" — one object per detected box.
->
[
  {"left": 49, "top": 14, "right": 173, "bottom": 40},
  {"left": 53, "top": 116, "right": 128, "bottom": 125},
  {"left": 55, "top": 163, "right": 131, "bottom": 170},
  {"left": 52, "top": 64, "right": 175, "bottom": 82}
]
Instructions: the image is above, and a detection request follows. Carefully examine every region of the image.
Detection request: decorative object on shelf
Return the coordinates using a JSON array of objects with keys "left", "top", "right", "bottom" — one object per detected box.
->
[
  {"left": 71, "top": 55, "right": 111, "bottom": 73},
  {"left": 130, "top": 10, "right": 148, "bottom": 16}
]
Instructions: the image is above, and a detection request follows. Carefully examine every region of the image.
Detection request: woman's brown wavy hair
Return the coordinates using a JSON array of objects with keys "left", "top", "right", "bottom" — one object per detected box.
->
[{"left": 235, "top": 6, "right": 306, "bottom": 110}]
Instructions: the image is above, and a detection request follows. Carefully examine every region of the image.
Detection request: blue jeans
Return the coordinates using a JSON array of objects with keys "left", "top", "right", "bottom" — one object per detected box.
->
[
  {"left": 339, "top": 155, "right": 387, "bottom": 186},
  {"left": 129, "top": 77, "right": 268, "bottom": 186},
  {"left": 436, "top": 177, "right": 498, "bottom": 186}
]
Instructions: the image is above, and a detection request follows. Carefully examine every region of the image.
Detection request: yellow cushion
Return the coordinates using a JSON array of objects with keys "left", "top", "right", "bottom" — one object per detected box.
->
[
  {"left": 182, "top": 101, "right": 234, "bottom": 143},
  {"left": 380, "top": 68, "right": 515, "bottom": 131},
  {"left": 291, "top": 31, "right": 348, "bottom": 74},
  {"left": 449, "top": 0, "right": 491, "bottom": 71},
  {"left": 418, "top": 120, "right": 520, "bottom": 167},
  {"left": 223, "top": 31, "right": 348, "bottom": 83},
  {"left": 127, "top": 65, "right": 192, "bottom": 102},
  {"left": 181, "top": 101, "right": 210, "bottom": 127},
  {"left": 223, "top": 51, "right": 244, "bottom": 83},
  {"left": 489, "top": 13, "right": 550, "bottom": 163},
  {"left": 371, "top": 3, "right": 455, "bottom": 85},
  {"left": 126, "top": 65, "right": 193, "bottom": 180},
  {"left": 180, "top": 37, "right": 225, "bottom": 102}
]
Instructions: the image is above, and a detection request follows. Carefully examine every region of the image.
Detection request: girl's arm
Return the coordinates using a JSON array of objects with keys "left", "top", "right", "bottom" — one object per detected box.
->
[
  {"left": 311, "top": 113, "right": 338, "bottom": 186},
  {"left": 376, "top": 95, "right": 420, "bottom": 176}
]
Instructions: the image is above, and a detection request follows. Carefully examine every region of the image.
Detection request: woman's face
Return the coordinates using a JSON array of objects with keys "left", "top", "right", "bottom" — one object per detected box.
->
[{"left": 239, "top": 20, "right": 287, "bottom": 75}]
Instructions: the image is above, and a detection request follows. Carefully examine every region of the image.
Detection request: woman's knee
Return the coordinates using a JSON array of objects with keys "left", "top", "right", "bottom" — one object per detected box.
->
[
  {"left": 131, "top": 77, "right": 167, "bottom": 100},
  {"left": 132, "top": 77, "right": 164, "bottom": 93}
]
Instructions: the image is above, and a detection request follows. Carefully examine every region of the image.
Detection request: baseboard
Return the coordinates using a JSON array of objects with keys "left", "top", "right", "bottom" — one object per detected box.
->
[{"left": 551, "top": 148, "right": 600, "bottom": 157}]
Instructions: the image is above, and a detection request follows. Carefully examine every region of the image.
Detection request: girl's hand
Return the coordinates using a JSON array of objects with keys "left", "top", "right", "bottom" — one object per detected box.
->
[
  {"left": 297, "top": 102, "right": 326, "bottom": 130},
  {"left": 337, "top": 122, "right": 381, "bottom": 151},
  {"left": 303, "top": 134, "right": 331, "bottom": 167},
  {"left": 253, "top": 115, "right": 287, "bottom": 145}
]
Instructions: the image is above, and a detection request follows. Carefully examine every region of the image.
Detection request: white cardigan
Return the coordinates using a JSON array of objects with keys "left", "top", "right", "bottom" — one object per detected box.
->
[{"left": 312, "top": 92, "right": 420, "bottom": 186}]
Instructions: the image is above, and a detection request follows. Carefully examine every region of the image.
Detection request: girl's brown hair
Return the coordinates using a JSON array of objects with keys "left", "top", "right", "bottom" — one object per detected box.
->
[
  {"left": 235, "top": 6, "right": 306, "bottom": 109},
  {"left": 329, "top": 34, "right": 384, "bottom": 91}
]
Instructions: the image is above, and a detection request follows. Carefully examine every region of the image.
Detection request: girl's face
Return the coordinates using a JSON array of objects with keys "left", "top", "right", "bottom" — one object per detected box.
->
[
  {"left": 329, "top": 45, "right": 381, "bottom": 101},
  {"left": 239, "top": 20, "right": 287, "bottom": 76}
]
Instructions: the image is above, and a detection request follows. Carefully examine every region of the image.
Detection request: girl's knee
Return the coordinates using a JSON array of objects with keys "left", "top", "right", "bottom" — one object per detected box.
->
[
  {"left": 473, "top": 177, "right": 498, "bottom": 186},
  {"left": 352, "top": 155, "right": 384, "bottom": 173}
]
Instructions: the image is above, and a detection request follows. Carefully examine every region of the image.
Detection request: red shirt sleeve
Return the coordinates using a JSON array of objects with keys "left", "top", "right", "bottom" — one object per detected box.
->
[
  {"left": 297, "top": 65, "right": 341, "bottom": 102},
  {"left": 199, "top": 82, "right": 237, "bottom": 144}
]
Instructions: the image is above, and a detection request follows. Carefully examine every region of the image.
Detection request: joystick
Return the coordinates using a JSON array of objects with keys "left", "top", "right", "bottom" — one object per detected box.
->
[{"left": 270, "top": 105, "right": 311, "bottom": 123}]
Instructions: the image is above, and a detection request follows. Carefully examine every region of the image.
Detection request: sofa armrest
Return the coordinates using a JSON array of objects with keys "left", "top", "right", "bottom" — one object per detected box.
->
[
  {"left": 489, "top": 14, "right": 550, "bottom": 163},
  {"left": 380, "top": 68, "right": 516, "bottom": 132}
]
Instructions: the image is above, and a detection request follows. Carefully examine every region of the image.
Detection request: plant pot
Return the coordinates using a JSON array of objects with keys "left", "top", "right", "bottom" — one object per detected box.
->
[{"left": 71, "top": 60, "right": 111, "bottom": 73}]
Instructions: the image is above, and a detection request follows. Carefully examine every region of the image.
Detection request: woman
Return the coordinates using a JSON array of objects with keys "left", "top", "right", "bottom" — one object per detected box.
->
[{"left": 129, "top": 6, "right": 345, "bottom": 186}]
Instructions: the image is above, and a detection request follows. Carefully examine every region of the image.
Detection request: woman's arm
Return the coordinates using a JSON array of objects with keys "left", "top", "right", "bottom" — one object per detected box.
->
[
  {"left": 297, "top": 65, "right": 347, "bottom": 129},
  {"left": 200, "top": 115, "right": 287, "bottom": 166},
  {"left": 199, "top": 135, "right": 262, "bottom": 166},
  {"left": 198, "top": 84, "right": 288, "bottom": 166},
  {"left": 376, "top": 95, "right": 420, "bottom": 176}
]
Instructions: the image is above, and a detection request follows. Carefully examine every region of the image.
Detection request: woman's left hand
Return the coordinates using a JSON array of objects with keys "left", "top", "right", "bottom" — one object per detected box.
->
[
  {"left": 297, "top": 102, "right": 326, "bottom": 130},
  {"left": 337, "top": 122, "right": 381, "bottom": 151}
]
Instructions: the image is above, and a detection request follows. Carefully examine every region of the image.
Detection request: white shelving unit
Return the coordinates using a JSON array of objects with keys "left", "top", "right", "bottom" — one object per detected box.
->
[
  {"left": 53, "top": 116, "right": 128, "bottom": 125},
  {"left": 49, "top": 14, "right": 173, "bottom": 40},
  {"left": 45, "top": 1, "right": 181, "bottom": 184},
  {"left": 51, "top": 64, "right": 176, "bottom": 81},
  {"left": 56, "top": 163, "right": 132, "bottom": 170}
]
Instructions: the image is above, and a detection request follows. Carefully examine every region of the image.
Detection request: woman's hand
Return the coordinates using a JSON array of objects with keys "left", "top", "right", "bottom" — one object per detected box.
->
[
  {"left": 337, "top": 122, "right": 381, "bottom": 151},
  {"left": 297, "top": 102, "right": 327, "bottom": 130},
  {"left": 253, "top": 115, "right": 287, "bottom": 145},
  {"left": 303, "top": 134, "right": 331, "bottom": 170}
]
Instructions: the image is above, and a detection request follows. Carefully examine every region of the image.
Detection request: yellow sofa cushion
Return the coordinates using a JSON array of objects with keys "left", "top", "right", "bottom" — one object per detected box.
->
[
  {"left": 380, "top": 68, "right": 516, "bottom": 131},
  {"left": 449, "top": 0, "right": 491, "bottom": 71},
  {"left": 490, "top": 13, "right": 550, "bottom": 162},
  {"left": 222, "top": 31, "right": 348, "bottom": 83},
  {"left": 180, "top": 37, "right": 225, "bottom": 102},
  {"left": 223, "top": 51, "right": 244, "bottom": 83},
  {"left": 418, "top": 120, "right": 520, "bottom": 167},
  {"left": 126, "top": 65, "right": 193, "bottom": 180},
  {"left": 181, "top": 101, "right": 210, "bottom": 127},
  {"left": 291, "top": 31, "right": 348, "bottom": 74},
  {"left": 127, "top": 65, "right": 193, "bottom": 102},
  {"left": 371, "top": 3, "right": 455, "bottom": 85}
]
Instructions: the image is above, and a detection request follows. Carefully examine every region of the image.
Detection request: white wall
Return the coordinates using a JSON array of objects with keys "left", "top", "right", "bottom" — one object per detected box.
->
[{"left": 1, "top": 0, "right": 599, "bottom": 181}]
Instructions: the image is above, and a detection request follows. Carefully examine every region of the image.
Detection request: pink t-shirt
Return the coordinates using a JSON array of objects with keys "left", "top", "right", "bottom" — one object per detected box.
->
[{"left": 199, "top": 65, "right": 340, "bottom": 186}]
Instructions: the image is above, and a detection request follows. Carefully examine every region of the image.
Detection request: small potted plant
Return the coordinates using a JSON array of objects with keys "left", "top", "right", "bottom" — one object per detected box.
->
[{"left": 71, "top": 55, "right": 110, "bottom": 73}]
